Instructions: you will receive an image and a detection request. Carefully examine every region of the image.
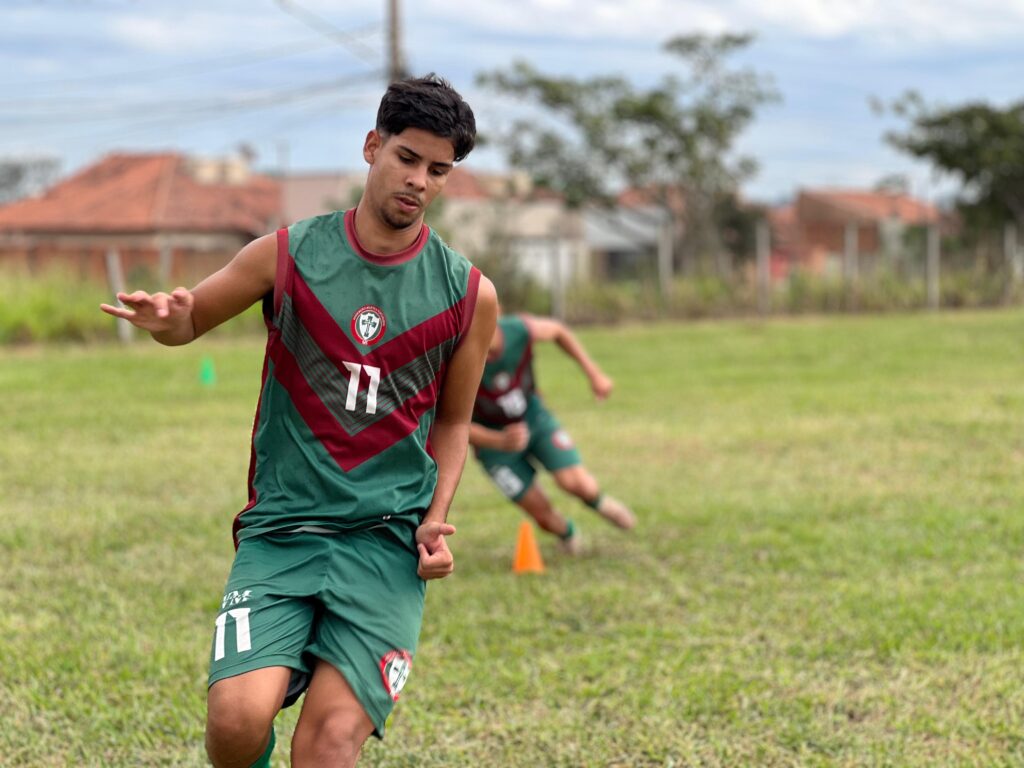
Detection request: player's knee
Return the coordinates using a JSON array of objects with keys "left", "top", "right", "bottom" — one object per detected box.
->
[
  {"left": 293, "top": 710, "right": 368, "bottom": 765},
  {"left": 205, "top": 692, "right": 276, "bottom": 766},
  {"left": 205, "top": 716, "right": 268, "bottom": 768},
  {"left": 555, "top": 468, "right": 597, "bottom": 499}
]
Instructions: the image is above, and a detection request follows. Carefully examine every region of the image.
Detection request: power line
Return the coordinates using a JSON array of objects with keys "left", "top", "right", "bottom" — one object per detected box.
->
[
  {"left": 3, "top": 68, "right": 383, "bottom": 143},
  {"left": 1, "top": 27, "right": 380, "bottom": 92},
  {"left": 0, "top": 70, "right": 384, "bottom": 125},
  {"left": 5, "top": 0, "right": 145, "bottom": 12},
  {"left": 274, "top": 0, "right": 380, "bottom": 65}
]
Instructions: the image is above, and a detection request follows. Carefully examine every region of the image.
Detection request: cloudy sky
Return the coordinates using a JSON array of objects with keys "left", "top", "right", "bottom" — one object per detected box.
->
[{"left": 5, "top": 0, "right": 1024, "bottom": 202}]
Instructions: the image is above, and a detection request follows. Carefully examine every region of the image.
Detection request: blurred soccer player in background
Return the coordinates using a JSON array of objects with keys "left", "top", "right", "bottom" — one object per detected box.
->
[{"left": 469, "top": 313, "right": 635, "bottom": 554}]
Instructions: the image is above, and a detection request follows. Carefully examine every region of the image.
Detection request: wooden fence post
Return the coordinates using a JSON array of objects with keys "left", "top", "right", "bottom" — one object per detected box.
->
[
  {"left": 658, "top": 216, "right": 673, "bottom": 307},
  {"left": 1005, "top": 222, "right": 1021, "bottom": 279},
  {"left": 159, "top": 243, "right": 173, "bottom": 285},
  {"left": 105, "top": 247, "right": 135, "bottom": 343},
  {"left": 844, "top": 221, "right": 859, "bottom": 311},
  {"left": 756, "top": 219, "right": 771, "bottom": 315},
  {"left": 926, "top": 224, "right": 940, "bottom": 310},
  {"left": 550, "top": 238, "right": 566, "bottom": 320}
]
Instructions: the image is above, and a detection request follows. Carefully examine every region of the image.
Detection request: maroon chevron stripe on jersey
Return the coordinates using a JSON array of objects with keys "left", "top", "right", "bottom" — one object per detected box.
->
[
  {"left": 269, "top": 341, "right": 452, "bottom": 471},
  {"left": 235, "top": 210, "right": 481, "bottom": 541},
  {"left": 265, "top": 235, "right": 479, "bottom": 471}
]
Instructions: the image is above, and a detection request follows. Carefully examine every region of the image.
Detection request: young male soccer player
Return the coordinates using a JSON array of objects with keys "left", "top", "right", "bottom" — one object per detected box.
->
[
  {"left": 100, "top": 75, "right": 497, "bottom": 768},
  {"left": 469, "top": 314, "right": 635, "bottom": 554}
]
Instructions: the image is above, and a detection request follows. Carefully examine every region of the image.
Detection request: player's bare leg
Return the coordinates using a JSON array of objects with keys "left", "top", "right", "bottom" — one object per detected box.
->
[
  {"left": 553, "top": 465, "right": 636, "bottom": 530},
  {"left": 516, "top": 483, "right": 581, "bottom": 554},
  {"left": 291, "top": 659, "right": 376, "bottom": 768},
  {"left": 206, "top": 666, "right": 290, "bottom": 768}
]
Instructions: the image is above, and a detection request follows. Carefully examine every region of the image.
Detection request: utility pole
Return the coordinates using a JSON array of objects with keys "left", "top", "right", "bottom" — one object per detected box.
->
[{"left": 387, "top": 0, "right": 407, "bottom": 83}]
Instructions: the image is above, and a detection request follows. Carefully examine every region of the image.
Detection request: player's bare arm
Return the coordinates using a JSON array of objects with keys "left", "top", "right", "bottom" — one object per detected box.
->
[
  {"left": 468, "top": 421, "right": 529, "bottom": 452},
  {"left": 416, "top": 276, "right": 498, "bottom": 580},
  {"left": 521, "top": 314, "right": 614, "bottom": 400},
  {"left": 99, "top": 233, "right": 277, "bottom": 346}
]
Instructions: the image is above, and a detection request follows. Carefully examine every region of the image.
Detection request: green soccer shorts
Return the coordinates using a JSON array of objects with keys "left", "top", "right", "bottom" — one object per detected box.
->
[
  {"left": 474, "top": 401, "right": 582, "bottom": 501},
  {"left": 207, "top": 525, "right": 425, "bottom": 737}
]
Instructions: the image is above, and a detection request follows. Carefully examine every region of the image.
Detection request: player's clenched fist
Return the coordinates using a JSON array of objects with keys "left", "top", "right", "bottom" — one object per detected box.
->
[
  {"left": 415, "top": 521, "right": 456, "bottom": 580},
  {"left": 499, "top": 422, "right": 530, "bottom": 452}
]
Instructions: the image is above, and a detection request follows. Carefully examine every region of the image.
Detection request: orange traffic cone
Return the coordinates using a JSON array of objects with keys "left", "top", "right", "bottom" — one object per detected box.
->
[{"left": 512, "top": 520, "right": 545, "bottom": 574}]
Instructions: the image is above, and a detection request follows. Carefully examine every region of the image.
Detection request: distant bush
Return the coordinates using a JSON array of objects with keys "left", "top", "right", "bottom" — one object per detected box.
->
[
  {"left": 559, "top": 267, "right": 1020, "bottom": 323},
  {"left": 3, "top": 262, "right": 1020, "bottom": 344},
  {"left": 0, "top": 269, "right": 268, "bottom": 345},
  {"left": 471, "top": 251, "right": 553, "bottom": 316},
  {"left": 0, "top": 270, "right": 114, "bottom": 343}
]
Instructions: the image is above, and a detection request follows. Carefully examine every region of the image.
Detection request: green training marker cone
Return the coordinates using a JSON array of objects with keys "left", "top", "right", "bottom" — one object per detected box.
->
[{"left": 199, "top": 356, "right": 217, "bottom": 387}]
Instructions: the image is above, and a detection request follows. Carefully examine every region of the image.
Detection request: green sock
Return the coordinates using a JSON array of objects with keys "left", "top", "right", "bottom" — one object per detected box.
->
[
  {"left": 559, "top": 519, "right": 577, "bottom": 540},
  {"left": 249, "top": 727, "right": 276, "bottom": 768},
  {"left": 584, "top": 492, "right": 604, "bottom": 511}
]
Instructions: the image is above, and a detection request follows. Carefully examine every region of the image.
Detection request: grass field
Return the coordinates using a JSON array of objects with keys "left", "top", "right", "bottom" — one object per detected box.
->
[{"left": 3, "top": 309, "right": 1024, "bottom": 767}]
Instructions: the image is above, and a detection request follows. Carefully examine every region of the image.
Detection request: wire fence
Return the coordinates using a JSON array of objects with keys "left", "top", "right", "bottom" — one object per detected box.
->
[{"left": 476, "top": 219, "right": 1024, "bottom": 323}]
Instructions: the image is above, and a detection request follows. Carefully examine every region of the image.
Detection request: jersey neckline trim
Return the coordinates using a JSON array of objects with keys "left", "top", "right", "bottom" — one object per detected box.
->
[{"left": 344, "top": 208, "right": 429, "bottom": 266}]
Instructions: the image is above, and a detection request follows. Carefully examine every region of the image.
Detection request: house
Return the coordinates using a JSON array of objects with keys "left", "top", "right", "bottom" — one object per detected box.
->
[
  {"left": 584, "top": 205, "right": 667, "bottom": 280},
  {"left": 280, "top": 166, "right": 591, "bottom": 290},
  {"left": 771, "top": 188, "right": 939, "bottom": 277},
  {"left": 282, "top": 170, "right": 363, "bottom": 223},
  {"left": 0, "top": 152, "right": 280, "bottom": 285}
]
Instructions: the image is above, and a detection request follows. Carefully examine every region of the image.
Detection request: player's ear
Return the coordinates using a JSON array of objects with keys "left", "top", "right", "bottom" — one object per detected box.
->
[{"left": 363, "top": 130, "right": 383, "bottom": 165}]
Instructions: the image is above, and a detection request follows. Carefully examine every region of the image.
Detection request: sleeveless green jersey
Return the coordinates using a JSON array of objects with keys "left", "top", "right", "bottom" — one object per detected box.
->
[
  {"left": 233, "top": 209, "right": 481, "bottom": 544},
  {"left": 472, "top": 315, "right": 539, "bottom": 428}
]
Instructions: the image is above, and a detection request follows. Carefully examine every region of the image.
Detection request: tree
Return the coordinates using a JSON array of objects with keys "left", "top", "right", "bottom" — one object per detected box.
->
[
  {"left": 477, "top": 33, "right": 777, "bottom": 275},
  {"left": 0, "top": 157, "right": 60, "bottom": 205},
  {"left": 885, "top": 94, "right": 1024, "bottom": 233}
]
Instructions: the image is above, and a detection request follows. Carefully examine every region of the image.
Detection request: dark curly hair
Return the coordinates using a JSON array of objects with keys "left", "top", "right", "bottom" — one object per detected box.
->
[{"left": 376, "top": 74, "right": 476, "bottom": 162}]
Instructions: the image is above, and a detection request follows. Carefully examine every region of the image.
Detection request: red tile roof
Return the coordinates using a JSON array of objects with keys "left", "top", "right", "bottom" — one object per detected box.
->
[
  {"left": 441, "top": 167, "right": 557, "bottom": 202},
  {"left": 798, "top": 188, "right": 938, "bottom": 225},
  {"left": 0, "top": 152, "right": 280, "bottom": 235},
  {"left": 616, "top": 185, "right": 686, "bottom": 213},
  {"left": 441, "top": 167, "right": 490, "bottom": 200}
]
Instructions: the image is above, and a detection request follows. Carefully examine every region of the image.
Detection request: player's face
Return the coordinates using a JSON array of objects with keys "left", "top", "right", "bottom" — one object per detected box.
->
[{"left": 362, "top": 127, "right": 455, "bottom": 231}]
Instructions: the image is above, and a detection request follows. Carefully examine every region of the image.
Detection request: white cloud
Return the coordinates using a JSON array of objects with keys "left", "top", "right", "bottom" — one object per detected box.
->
[
  {"left": 419, "top": 0, "right": 1024, "bottom": 47},
  {"left": 105, "top": 3, "right": 380, "bottom": 55},
  {"left": 108, "top": 15, "right": 224, "bottom": 54},
  {"left": 6, "top": 0, "right": 1024, "bottom": 197},
  {"left": 420, "top": 0, "right": 732, "bottom": 40}
]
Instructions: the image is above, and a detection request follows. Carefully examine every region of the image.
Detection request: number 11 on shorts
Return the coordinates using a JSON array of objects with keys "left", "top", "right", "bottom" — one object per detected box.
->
[{"left": 214, "top": 608, "right": 252, "bottom": 660}]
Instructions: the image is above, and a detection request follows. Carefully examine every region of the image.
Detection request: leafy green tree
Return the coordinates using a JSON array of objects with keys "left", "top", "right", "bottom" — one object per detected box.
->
[
  {"left": 477, "top": 33, "right": 777, "bottom": 274},
  {"left": 885, "top": 93, "right": 1024, "bottom": 233}
]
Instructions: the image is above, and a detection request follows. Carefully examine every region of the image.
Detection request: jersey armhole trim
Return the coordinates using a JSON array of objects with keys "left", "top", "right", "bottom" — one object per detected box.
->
[
  {"left": 455, "top": 266, "right": 482, "bottom": 350},
  {"left": 274, "top": 227, "right": 293, "bottom": 320}
]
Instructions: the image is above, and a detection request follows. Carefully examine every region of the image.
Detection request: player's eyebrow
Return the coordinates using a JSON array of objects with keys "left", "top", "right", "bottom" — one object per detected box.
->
[{"left": 397, "top": 144, "right": 453, "bottom": 170}]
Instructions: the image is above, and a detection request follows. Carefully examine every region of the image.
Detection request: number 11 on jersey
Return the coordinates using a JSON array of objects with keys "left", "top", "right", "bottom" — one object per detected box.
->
[{"left": 343, "top": 362, "right": 381, "bottom": 414}]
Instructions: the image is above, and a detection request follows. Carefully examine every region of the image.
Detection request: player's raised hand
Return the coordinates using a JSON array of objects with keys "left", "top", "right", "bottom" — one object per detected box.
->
[
  {"left": 100, "top": 288, "right": 194, "bottom": 333},
  {"left": 590, "top": 371, "right": 614, "bottom": 401},
  {"left": 416, "top": 521, "right": 456, "bottom": 580}
]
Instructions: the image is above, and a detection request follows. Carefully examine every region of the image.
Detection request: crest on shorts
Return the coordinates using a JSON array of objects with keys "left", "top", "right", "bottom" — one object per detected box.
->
[
  {"left": 380, "top": 649, "right": 413, "bottom": 701},
  {"left": 552, "top": 429, "right": 575, "bottom": 450},
  {"left": 351, "top": 305, "right": 386, "bottom": 346}
]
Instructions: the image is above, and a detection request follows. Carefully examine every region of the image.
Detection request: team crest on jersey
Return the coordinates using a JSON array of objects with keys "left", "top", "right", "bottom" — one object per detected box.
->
[
  {"left": 380, "top": 649, "right": 412, "bottom": 701},
  {"left": 351, "top": 305, "right": 387, "bottom": 346},
  {"left": 552, "top": 429, "right": 574, "bottom": 450},
  {"left": 493, "top": 372, "right": 511, "bottom": 390}
]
